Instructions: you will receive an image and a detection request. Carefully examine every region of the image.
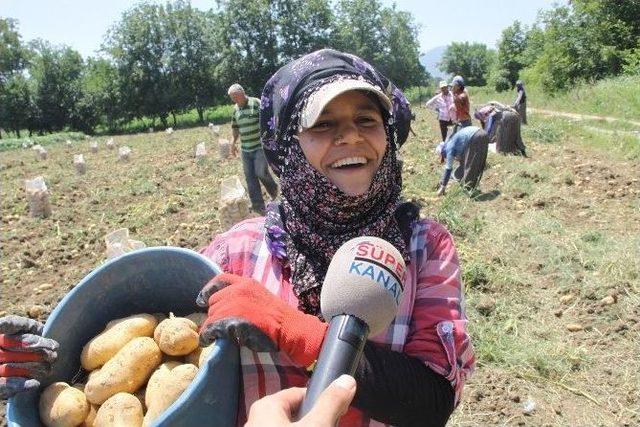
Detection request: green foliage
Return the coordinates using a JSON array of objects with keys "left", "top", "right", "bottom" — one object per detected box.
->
[
  {"left": 79, "top": 58, "right": 121, "bottom": 131},
  {"left": 463, "top": 262, "right": 491, "bottom": 290},
  {"left": 0, "top": 18, "right": 33, "bottom": 138},
  {"left": 439, "top": 42, "right": 494, "bottom": 86},
  {"left": 488, "top": 65, "right": 511, "bottom": 92},
  {"left": 215, "top": 0, "right": 280, "bottom": 95},
  {"left": 0, "top": 18, "right": 29, "bottom": 81},
  {"left": 622, "top": 47, "right": 640, "bottom": 75},
  {"left": 0, "top": 74, "right": 32, "bottom": 137},
  {"left": 522, "top": 119, "right": 565, "bottom": 145},
  {"left": 332, "top": 0, "right": 429, "bottom": 87},
  {"left": 104, "top": 3, "right": 174, "bottom": 127},
  {"left": 28, "top": 40, "right": 84, "bottom": 133},
  {"left": 491, "top": 21, "right": 527, "bottom": 91},
  {"left": 272, "top": 0, "right": 333, "bottom": 64},
  {"left": 520, "top": 1, "right": 640, "bottom": 93},
  {"left": 99, "top": 104, "right": 234, "bottom": 135},
  {"left": 377, "top": 6, "right": 430, "bottom": 87}
]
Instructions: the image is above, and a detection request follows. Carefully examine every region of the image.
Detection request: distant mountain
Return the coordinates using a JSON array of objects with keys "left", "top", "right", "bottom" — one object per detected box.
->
[{"left": 420, "top": 46, "right": 448, "bottom": 80}]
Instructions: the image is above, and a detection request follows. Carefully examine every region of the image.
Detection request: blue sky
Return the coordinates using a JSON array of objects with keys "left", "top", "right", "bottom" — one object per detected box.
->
[{"left": 2, "top": 0, "right": 558, "bottom": 58}]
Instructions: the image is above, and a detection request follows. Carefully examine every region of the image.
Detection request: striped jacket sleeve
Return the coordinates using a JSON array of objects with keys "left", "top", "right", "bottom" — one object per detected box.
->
[{"left": 403, "top": 220, "right": 475, "bottom": 405}]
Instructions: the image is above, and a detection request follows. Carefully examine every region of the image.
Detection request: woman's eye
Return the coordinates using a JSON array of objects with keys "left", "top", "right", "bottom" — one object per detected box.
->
[
  {"left": 358, "top": 116, "right": 378, "bottom": 126},
  {"left": 311, "top": 121, "right": 332, "bottom": 131}
]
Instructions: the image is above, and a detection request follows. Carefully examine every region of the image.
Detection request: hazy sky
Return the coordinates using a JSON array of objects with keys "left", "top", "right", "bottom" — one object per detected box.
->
[{"left": 3, "top": 0, "right": 559, "bottom": 57}]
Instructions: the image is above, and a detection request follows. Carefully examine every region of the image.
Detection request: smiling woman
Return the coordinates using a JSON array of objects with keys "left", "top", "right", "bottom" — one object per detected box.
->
[
  {"left": 297, "top": 90, "right": 388, "bottom": 196},
  {"left": 196, "top": 48, "right": 475, "bottom": 426}
]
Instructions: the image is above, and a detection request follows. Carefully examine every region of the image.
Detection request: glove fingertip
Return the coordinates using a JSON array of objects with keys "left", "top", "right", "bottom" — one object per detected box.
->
[
  {"left": 195, "top": 293, "right": 207, "bottom": 308},
  {"left": 199, "top": 324, "right": 219, "bottom": 346}
]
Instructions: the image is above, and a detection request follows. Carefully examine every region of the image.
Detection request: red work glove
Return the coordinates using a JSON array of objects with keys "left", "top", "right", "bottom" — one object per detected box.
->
[
  {"left": 0, "top": 315, "right": 59, "bottom": 399},
  {"left": 196, "top": 273, "right": 327, "bottom": 368}
]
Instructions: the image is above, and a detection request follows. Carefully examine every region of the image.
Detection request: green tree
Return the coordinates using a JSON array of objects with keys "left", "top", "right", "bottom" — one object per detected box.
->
[
  {"left": 67, "top": 58, "right": 121, "bottom": 134},
  {"left": 491, "top": 21, "right": 527, "bottom": 90},
  {"left": 104, "top": 3, "right": 173, "bottom": 127},
  {"left": 0, "top": 18, "right": 29, "bottom": 83},
  {"left": 439, "top": 42, "right": 494, "bottom": 86},
  {"left": 215, "top": 0, "right": 279, "bottom": 96},
  {"left": 331, "top": 0, "right": 428, "bottom": 88},
  {"left": 378, "top": 6, "right": 430, "bottom": 88},
  {"left": 273, "top": 0, "right": 333, "bottom": 63},
  {"left": 0, "top": 74, "right": 33, "bottom": 137},
  {"left": 164, "top": 1, "right": 221, "bottom": 123},
  {"left": 29, "top": 40, "right": 84, "bottom": 133},
  {"left": 519, "top": 1, "right": 640, "bottom": 92},
  {"left": 0, "top": 18, "right": 32, "bottom": 138},
  {"left": 332, "top": 0, "right": 386, "bottom": 65}
]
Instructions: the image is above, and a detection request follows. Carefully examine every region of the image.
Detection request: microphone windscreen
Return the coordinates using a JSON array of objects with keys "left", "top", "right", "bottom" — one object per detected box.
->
[{"left": 321, "top": 236, "right": 406, "bottom": 336}]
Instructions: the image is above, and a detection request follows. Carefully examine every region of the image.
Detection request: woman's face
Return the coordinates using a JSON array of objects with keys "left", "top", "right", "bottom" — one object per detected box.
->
[{"left": 297, "top": 90, "right": 387, "bottom": 196}]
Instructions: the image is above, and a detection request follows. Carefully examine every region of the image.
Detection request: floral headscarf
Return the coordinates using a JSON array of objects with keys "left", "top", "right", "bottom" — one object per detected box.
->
[{"left": 259, "top": 49, "right": 414, "bottom": 316}]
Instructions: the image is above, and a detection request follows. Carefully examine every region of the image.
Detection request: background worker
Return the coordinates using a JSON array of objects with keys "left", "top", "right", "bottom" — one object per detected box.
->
[
  {"left": 513, "top": 80, "right": 527, "bottom": 124},
  {"left": 475, "top": 101, "right": 527, "bottom": 157},
  {"left": 228, "top": 83, "right": 279, "bottom": 215},
  {"left": 436, "top": 125, "right": 488, "bottom": 195},
  {"left": 449, "top": 75, "right": 472, "bottom": 137},
  {"left": 425, "top": 81, "right": 454, "bottom": 141}
]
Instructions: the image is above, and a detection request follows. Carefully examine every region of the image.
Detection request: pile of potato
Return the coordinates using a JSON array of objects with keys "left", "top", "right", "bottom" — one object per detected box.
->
[{"left": 39, "top": 312, "right": 213, "bottom": 427}]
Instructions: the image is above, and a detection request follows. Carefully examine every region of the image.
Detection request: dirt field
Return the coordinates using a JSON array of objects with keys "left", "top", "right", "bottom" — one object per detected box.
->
[{"left": 1, "top": 106, "right": 638, "bottom": 425}]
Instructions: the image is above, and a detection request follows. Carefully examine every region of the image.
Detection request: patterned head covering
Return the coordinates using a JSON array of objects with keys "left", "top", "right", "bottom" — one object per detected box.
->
[{"left": 259, "top": 49, "right": 414, "bottom": 316}]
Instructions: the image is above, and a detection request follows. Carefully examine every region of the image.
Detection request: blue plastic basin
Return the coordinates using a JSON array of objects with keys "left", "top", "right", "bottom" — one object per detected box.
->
[{"left": 7, "top": 247, "right": 239, "bottom": 427}]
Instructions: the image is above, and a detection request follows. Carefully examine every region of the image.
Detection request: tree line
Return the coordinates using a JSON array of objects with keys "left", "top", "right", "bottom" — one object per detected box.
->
[
  {"left": 0, "top": 0, "right": 429, "bottom": 138},
  {"left": 439, "top": 0, "right": 640, "bottom": 92}
]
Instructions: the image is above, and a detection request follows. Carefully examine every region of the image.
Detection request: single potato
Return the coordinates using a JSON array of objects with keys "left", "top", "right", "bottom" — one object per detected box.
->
[
  {"left": 93, "top": 393, "right": 143, "bottom": 427},
  {"left": 153, "top": 315, "right": 199, "bottom": 356},
  {"left": 84, "top": 337, "right": 162, "bottom": 404},
  {"left": 143, "top": 363, "right": 198, "bottom": 426},
  {"left": 39, "top": 382, "right": 90, "bottom": 427}
]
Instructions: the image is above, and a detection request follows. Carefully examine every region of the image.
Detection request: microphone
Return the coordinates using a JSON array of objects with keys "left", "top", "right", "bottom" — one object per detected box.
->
[{"left": 298, "top": 236, "right": 406, "bottom": 417}]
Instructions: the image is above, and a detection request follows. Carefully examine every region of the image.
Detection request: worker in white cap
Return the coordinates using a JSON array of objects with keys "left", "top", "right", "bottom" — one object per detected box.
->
[{"left": 425, "top": 80, "right": 454, "bottom": 141}]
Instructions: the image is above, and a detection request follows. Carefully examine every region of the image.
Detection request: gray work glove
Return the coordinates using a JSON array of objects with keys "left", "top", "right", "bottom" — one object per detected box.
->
[{"left": 0, "top": 315, "right": 58, "bottom": 399}]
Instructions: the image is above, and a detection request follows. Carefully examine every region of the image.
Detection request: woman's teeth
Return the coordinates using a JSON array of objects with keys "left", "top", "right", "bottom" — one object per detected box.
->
[{"left": 331, "top": 157, "right": 367, "bottom": 168}]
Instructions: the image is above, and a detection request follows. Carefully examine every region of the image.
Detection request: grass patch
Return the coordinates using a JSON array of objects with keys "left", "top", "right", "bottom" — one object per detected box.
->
[
  {"left": 0, "top": 131, "right": 87, "bottom": 152},
  {"left": 462, "top": 261, "right": 492, "bottom": 291},
  {"left": 580, "top": 231, "right": 603, "bottom": 244},
  {"left": 523, "top": 118, "right": 566, "bottom": 144},
  {"left": 469, "top": 300, "right": 591, "bottom": 380},
  {"left": 433, "top": 189, "right": 480, "bottom": 238}
]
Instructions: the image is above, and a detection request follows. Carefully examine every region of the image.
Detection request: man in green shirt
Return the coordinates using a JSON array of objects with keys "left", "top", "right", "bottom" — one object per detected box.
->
[{"left": 228, "top": 83, "right": 279, "bottom": 215}]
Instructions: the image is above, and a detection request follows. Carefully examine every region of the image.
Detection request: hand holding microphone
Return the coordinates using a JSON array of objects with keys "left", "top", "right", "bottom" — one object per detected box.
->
[
  {"left": 197, "top": 236, "right": 406, "bottom": 421},
  {"left": 299, "top": 236, "right": 406, "bottom": 417},
  {"left": 245, "top": 374, "right": 357, "bottom": 427}
]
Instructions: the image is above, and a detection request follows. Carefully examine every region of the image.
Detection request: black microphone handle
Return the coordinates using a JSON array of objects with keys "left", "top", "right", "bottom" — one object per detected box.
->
[{"left": 298, "top": 314, "right": 369, "bottom": 419}]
